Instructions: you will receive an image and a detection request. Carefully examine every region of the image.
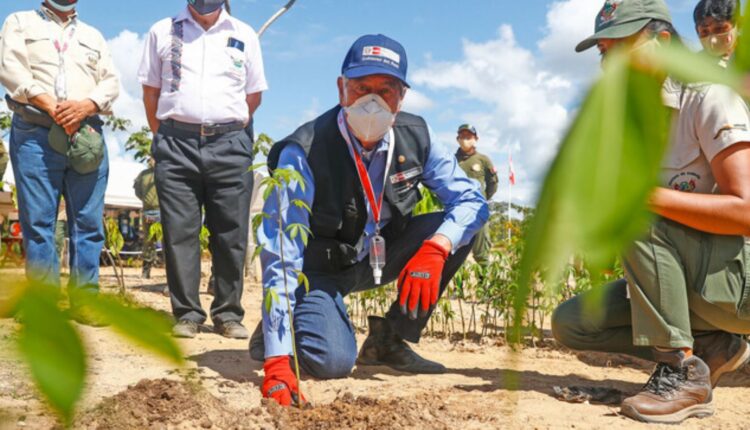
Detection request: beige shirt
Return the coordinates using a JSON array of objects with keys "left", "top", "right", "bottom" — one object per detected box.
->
[
  {"left": 0, "top": 6, "right": 119, "bottom": 113},
  {"left": 661, "top": 78, "right": 750, "bottom": 194}
]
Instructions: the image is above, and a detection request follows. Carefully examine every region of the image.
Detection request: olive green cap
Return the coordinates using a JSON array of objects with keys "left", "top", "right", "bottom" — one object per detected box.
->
[
  {"left": 68, "top": 124, "right": 104, "bottom": 174},
  {"left": 457, "top": 124, "right": 478, "bottom": 136},
  {"left": 48, "top": 124, "right": 70, "bottom": 155},
  {"left": 575, "top": 0, "right": 672, "bottom": 53}
]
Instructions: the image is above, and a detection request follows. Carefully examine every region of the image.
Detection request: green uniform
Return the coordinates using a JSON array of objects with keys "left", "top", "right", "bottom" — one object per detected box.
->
[
  {"left": 134, "top": 167, "right": 160, "bottom": 272},
  {"left": 456, "top": 149, "right": 498, "bottom": 264},
  {"left": 0, "top": 140, "right": 8, "bottom": 181},
  {"left": 553, "top": 79, "right": 750, "bottom": 355}
]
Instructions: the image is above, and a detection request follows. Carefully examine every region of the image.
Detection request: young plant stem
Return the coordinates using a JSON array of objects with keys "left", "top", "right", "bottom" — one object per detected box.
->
[{"left": 275, "top": 186, "right": 304, "bottom": 407}]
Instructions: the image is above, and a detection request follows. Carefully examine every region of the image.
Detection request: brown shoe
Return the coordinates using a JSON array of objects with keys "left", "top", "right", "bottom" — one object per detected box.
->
[
  {"left": 620, "top": 351, "right": 713, "bottom": 424},
  {"left": 214, "top": 321, "right": 249, "bottom": 339},
  {"left": 693, "top": 331, "right": 750, "bottom": 387},
  {"left": 356, "top": 316, "right": 445, "bottom": 374}
]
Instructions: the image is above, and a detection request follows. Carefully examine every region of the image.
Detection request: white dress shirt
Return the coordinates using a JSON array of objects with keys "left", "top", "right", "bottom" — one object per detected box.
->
[{"left": 138, "top": 7, "right": 267, "bottom": 124}]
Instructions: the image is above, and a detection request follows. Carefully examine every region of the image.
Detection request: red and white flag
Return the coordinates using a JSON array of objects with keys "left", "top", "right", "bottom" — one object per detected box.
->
[{"left": 509, "top": 155, "right": 516, "bottom": 186}]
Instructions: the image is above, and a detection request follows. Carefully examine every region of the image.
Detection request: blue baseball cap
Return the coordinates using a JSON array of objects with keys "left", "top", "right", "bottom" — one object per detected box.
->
[{"left": 341, "top": 34, "right": 410, "bottom": 87}]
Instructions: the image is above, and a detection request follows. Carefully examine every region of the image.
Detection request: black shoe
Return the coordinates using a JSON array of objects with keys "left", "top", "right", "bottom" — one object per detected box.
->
[
  {"left": 693, "top": 331, "right": 750, "bottom": 387},
  {"left": 141, "top": 266, "right": 151, "bottom": 279},
  {"left": 620, "top": 350, "right": 713, "bottom": 424},
  {"left": 356, "top": 316, "right": 445, "bottom": 374},
  {"left": 249, "top": 321, "right": 264, "bottom": 362},
  {"left": 172, "top": 320, "right": 199, "bottom": 338},
  {"left": 213, "top": 321, "right": 249, "bottom": 339}
]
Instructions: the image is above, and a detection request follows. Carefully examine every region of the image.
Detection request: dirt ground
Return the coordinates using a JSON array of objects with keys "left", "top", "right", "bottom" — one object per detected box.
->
[{"left": 2, "top": 265, "right": 750, "bottom": 429}]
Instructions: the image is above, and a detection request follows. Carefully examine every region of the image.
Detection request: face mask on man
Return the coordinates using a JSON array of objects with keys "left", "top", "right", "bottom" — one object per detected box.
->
[
  {"left": 47, "top": 0, "right": 78, "bottom": 12},
  {"left": 458, "top": 138, "right": 476, "bottom": 152},
  {"left": 344, "top": 93, "right": 397, "bottom": 143},
  {"left": 700, "top": 28, "right": 737, "bottom": 58},
  {"left": 188, "top": 0, "right": 225, "bottom": 15}
]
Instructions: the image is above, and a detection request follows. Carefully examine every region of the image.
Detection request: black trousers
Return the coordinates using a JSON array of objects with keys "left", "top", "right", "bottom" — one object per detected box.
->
[{"left": 153, "top": 122, "right": 254, "bottom": 324}]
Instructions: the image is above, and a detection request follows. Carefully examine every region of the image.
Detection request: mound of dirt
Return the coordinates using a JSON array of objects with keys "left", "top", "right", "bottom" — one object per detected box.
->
[
  {"left": 266, "top": 392, "right": 452, "bottom": 430},
  {"left": 76, "top": 379, "right": 270, "bottom": 430},
  {"left": 78, "top": 378, "right": 456, "bottom": 430}
]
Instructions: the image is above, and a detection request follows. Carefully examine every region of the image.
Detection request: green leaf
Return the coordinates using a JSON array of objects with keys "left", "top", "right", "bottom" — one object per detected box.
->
[
  {"left": 248, "top": 162, "right": 267, "bottom": 173},
  {"left": 652, "top": 44, "right": 742, "bottom": 90},
  {"left": 296, "top": 271, "right": 310, "bottom": 294},
  {"left": 515, "top": 53, "right": 669, "bottom": 337},
  {"left": 291, "top": 199, "right": 312, "bottom": 214},
  {"left": 251, "top": 244, "right": 264, "bottom": 263},
  {"left": 264, "top": 288, "right": 281, "bottom": 314},
  {"left": 17, "top": 283, "right": 86, "bottom": 425},
  {"left": 72, "top": 291, "right": 183, "bottom": 364}
]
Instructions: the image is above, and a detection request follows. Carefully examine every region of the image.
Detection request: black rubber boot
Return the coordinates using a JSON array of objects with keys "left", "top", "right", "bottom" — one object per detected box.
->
[{"left": 356, "top": 316, "right": 445, "bottom": 374}]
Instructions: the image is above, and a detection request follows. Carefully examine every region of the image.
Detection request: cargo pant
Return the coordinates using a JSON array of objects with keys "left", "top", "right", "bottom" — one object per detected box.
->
[
  {"left": 552, "top": 218, "right": 750, "bottom": 359},
  {"left": 471, "top": 223, "right": 491, "bottom": 265},
  {"left": 141, "top": 209, "right": 160, "bottom": 272}
]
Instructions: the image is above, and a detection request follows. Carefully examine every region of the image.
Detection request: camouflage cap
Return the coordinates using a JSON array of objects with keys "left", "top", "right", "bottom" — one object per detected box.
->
[
  {"left": 68, "top": 124, "right": 104, "bottom": 174},
  {"left": 457, "top": 124, "right": 478, "bottom": 136},
  {"left": 575, "top": 0, "right": 672, "bottom": 52},
  {"left": 48, "top": 124, "right": 70, "bottom": 155}
]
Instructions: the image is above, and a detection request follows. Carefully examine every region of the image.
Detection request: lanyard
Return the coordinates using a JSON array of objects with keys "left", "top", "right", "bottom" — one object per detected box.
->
[
  {"left": 336, "top": 109, "right": 395, "bottom": 230},
  {"left": 53, "top": 24, "right": 77, "bottom": 58}
]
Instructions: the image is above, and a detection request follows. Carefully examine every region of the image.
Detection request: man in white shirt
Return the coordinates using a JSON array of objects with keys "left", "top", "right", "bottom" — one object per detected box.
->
[{"left": 138, "top": 0, "right": 267, "bottom": 339}]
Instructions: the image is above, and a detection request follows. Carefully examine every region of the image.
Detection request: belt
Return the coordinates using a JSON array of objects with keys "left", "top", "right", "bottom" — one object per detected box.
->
[
  {"left": 5, "top": 94, "right": 54, "bottom": 129},
  {"left": 162, "top": 119, "right": 245, "bottom": 136}
]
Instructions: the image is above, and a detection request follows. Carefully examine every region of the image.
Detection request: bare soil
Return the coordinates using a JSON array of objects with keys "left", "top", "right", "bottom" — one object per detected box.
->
[{"left": 2, "top": 265, "right": 750, "bottom": 429}]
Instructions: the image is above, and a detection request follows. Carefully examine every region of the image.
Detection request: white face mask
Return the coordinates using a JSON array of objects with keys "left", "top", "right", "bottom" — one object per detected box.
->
[
  {"left": 700, "top": 28, "right": 737, "bottom": 58},
  {"left": 344, "top": 94, "right": 396, "bottom": 143},
  {"left": 458, "top": 138, "right": 476, "bottom": 152}
]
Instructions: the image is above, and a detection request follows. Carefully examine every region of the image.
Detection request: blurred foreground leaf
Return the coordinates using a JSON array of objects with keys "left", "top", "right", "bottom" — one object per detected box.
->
[
  {"left": 17, "top": 284, "right": 85, "bottom": 426},
  {"left": 514, "top": 52, "right": 669, "bottom": 337},
  {"left": 72, "top": 290, "right": 183, "bottom": 365}
]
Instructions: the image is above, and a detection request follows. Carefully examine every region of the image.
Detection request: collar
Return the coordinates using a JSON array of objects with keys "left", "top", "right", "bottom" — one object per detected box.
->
[
  {"left": 39, "top": 3, "right": 78, "bottom": 25},
  {"left": 175, "top": 6, "right": 232, "bottom": 31},
  {"left": 661, "top": 77, "right": 682, "bottom": 110},
  {"left": 348, "top": 128, "right": 390, "bottom": 156},
  {"left": 456, "top": 148, "right": 476, "bottom": 159}
]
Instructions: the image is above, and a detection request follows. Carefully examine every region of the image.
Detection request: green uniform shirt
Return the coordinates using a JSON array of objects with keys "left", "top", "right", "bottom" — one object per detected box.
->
[
  {"left": 456, "top": 149, "right": 498, "bottom": 199},
  {"left": 133, "top": 167, "right": 159, "bottom": 211}
]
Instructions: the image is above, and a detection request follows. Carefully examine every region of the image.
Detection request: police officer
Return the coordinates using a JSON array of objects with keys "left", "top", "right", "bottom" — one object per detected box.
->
[
  {"left": 0, "top": 0, "right": 119, "bottom": 324},
  {"left": 253, "top": 34, "right": 488, "bottom": 406},
  {"left": 133, "top": 158, "right": 159, "bottom": 279},
  {"left": 138, "top": 0, "right": 267, "bottom": 339},
  {"left": 552, "top": 0, "right": 750, "bottom": 423},
  {"left": 455, "top": 124, "right": 498, "bottom": 264}
]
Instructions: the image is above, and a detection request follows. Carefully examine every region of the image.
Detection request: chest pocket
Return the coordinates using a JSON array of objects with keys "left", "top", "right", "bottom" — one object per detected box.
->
[
  {"left": 24, "top": 26, "right": 56, "bottom": 67},
  {"left": 75, "top": 40, "right": 101, "bottom": 74},
  {"left": 224, "top": 47, "right": 246, "bottom": 81}
]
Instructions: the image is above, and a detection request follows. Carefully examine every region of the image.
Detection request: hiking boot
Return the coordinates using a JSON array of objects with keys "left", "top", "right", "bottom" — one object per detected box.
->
[
  {"left": 249, "top": 321, "right": 265, "bottom": 362},
  {"left": 141, "top": 265, "right": 151, "bottom": 279},
  {"left": 69, "top": 305, "right": 109, "bottom": 327},
  {"left": 620, "top": 350, "right": 713, "bottom": 424},
  {"left": 356, "top": 316, "right": 445, "bottom": 374},
  {"left": 172, "top": 320, "right": 199, "bottom": 338},
  {"left": 214, "top": 321, "right": 249, "bottom": 339},
  {"left": 693, "top": 331, "right": 750, "bottom": 387}
]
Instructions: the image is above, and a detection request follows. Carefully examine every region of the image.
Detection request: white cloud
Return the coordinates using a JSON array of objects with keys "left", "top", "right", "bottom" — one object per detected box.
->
[
  {"left": 403, "top": 89, "right": 434, "bottom": 113},
  {"left": 103, "top": 30, "right": 150, "bottom": 206},
  {"left": 411, "top": 0, "right": 605, "bottom": 206}
]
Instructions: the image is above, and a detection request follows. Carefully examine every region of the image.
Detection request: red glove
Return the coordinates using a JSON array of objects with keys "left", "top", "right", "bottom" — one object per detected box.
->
[
  {"left": 398, "top": 239, "right": 449, "bottom": 320},
  {"left": 262, "top": 356, "right": 305, "bottom": 407}
]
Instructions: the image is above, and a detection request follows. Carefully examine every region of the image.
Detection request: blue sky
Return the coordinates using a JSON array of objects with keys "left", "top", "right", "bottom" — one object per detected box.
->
[{"left": 0, "top": 0, "right": 701, "bottom": 204}]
